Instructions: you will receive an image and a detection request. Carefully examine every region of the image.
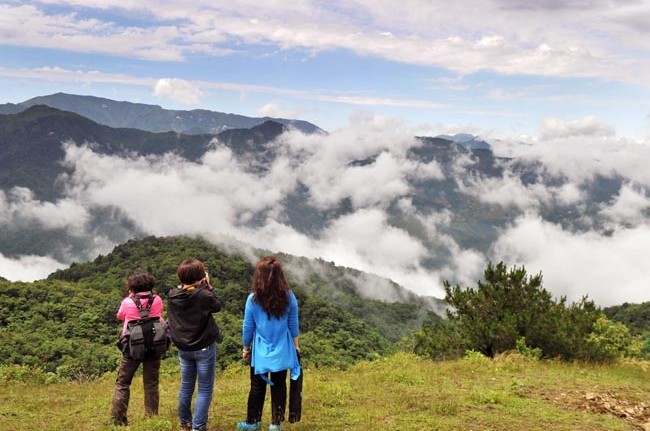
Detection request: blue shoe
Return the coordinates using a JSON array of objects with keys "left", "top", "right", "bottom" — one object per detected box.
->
[
  {"left": 236, "top": 421, "right": 261, "bottom": 430},
  {"left": 269, "top": 425, "right": 283, "bottom": 431}
]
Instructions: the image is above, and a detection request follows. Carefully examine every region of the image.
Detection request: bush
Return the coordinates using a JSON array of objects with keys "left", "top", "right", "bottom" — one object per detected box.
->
[
  {"left": 437, "top": 262, "right": 610, "bottom": 361},
  {"left": 412, "top": 319, "right": 466, "bottom": 360},
  {"left": 585, "top": 315, "right": 637, "bottom": 361},
  {"left": 515, "top": 337, "right": 541, "bottom": 360}
]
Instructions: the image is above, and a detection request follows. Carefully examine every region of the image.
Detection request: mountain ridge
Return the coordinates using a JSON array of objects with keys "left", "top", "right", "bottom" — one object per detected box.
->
[{"left": 0, "top": 92, "right": 323, "bottom": 135}]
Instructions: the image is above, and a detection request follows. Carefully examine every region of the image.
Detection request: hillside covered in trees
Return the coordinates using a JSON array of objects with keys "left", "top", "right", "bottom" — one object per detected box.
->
[{"left": 0, "top": 235, "right": 438, "bottom": 378}]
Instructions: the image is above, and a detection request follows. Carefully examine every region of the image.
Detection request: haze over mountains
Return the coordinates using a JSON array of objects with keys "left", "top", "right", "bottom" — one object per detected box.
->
[
  {"left": 0, "top": 93, "right": 322, "bottom": 135},
  {"left": 1, "top": 94, "right": 649, "bottom": 306}
]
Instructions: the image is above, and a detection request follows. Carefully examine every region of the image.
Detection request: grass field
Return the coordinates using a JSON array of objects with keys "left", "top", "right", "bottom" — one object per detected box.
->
[{"left": 1, "top": 352, "right": 648, "bottom": 431}]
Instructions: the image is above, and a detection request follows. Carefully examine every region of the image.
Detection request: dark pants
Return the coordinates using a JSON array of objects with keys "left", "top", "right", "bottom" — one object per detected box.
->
[
  {"left": 111, "top": 354, "right": 161, "bottom": 424},
  {"left": 246, "top": 367, "right": 287, "bottom": 425}
]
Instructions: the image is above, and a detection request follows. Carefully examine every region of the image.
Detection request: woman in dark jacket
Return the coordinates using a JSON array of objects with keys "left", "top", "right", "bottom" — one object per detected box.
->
[{"left": 167, "top": 259, "right": 223, "bottom": 431}]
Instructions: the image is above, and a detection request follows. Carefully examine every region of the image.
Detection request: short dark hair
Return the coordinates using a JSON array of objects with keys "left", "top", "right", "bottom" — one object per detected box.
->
[
  {"left": 127, "top": 269, "right": 156, "bottom": 293},
  {"left": 177, "top": 259, "right": 206, "bottom": 285}
]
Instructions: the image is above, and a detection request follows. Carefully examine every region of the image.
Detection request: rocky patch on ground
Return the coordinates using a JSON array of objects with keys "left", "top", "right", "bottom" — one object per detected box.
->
[{"left": 553, "top": 390, "right": 649, "bottom": 430}]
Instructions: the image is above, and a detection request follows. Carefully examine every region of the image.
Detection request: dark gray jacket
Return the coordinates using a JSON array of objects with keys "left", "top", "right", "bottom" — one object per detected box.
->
[{"left": 167, "top": 285, "right": 222, "bottom": 351}]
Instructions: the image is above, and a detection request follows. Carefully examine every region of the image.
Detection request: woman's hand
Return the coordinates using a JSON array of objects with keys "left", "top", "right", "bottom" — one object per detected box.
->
[{"left": 242, "top": 346, "right": 251, "bottom": 361}]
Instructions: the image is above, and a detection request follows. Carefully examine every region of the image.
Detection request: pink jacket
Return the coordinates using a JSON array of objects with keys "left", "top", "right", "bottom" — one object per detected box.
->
[{"left": 117, "top": 292, "right": 164, "bottom": 337}]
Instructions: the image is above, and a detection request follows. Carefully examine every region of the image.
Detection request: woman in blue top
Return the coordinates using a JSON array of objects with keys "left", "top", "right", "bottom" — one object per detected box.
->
[{"left": 236, "top": 257, "right": 300, "bottom": 431}]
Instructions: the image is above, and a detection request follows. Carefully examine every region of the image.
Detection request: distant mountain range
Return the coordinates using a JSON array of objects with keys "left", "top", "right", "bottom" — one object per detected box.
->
[
  {"left": 0, "top": 93, "right": 323, "bottom": 135},
  {"left": 0, "top": 105, "right": 287, "bottom": 200},
  {"left": 436, "top": 133, "right": 492, "bottom": 151},
  {"left": 0, "top": 94, "right": 628, "bottom": 302}
]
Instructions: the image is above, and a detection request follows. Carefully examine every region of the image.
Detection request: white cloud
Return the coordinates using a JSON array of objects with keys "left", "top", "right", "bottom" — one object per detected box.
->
[
  {"left": 492, "top": 215, "right": 650, "bottom": 306},
  {"left": 0, "top": 187, "right": 90, "bottom": 230},
  {"left": 0, "top": 4, "right": 192, "bottom": 61},
  {"left": 47, "top": 121, "right": 467, "bottom": 299},
  {"left": 489, "top": 132, "right": 650, "bottom": 187},
  {"left": 459, "top": 173, "right": 552, "bottom": 211},
  {"left": 3, "top": 110, "right": 649, "bottom": 305},
  {"left": 539, "top": 116, "right": 616, "bottom": 140},
  {"left": 0, "top": 252, "right": 66, "bottom": 281},
  {"left": 599, "top": 183, "right": 650, "bottom": 227},
  {"left": 457, "top": 170, "right": 586, "bottom": 212},
  {"left": 7, "top": 1, "right": 650, "bottom": 84},
  {"left": 154, "top": 78, "right": 203, "bottom": 106},
  {"left": 257, "top": 102, "right": 305, "bottom": 119}
]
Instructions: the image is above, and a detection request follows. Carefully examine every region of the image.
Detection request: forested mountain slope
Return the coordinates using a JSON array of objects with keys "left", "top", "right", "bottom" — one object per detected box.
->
[{"left": 0, "top": 235, "right": 439, "bottom": 377}]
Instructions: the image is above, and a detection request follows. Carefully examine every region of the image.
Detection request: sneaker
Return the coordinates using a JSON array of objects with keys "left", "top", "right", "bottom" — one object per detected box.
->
[
  {"left": 236, "top": 421, "right": 261, "bottom": 430},
  {"left": 269, "top": 425, "right": 283, "bottom": 431},
  {"left": 180, "top": 423, "right": 192, "bottom": 431}
]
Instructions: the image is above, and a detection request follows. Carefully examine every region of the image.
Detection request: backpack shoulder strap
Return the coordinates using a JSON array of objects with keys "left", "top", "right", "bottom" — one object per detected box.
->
[
  {"left": 131, "top": 295, "right": 143, "bottom": 310},
  {"left": 144, "top": 293, "right": 154, "bottom": 311},
  {"left": 131, "top": 294, "right": 154, "bottom": 319}
]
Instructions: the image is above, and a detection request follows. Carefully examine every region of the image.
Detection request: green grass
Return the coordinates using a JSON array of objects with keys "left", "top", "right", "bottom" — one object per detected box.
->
[{"left": 1, "top": 352, "right": 648, "bottom": 431}]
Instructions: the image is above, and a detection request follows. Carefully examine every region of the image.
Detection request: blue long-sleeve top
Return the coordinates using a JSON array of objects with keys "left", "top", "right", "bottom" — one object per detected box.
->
[{"left": 243, "top": 291, "right": 300, "bottom": 381}]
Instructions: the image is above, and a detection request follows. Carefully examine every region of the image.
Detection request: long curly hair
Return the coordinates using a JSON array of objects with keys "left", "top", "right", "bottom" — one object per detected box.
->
[{"left": 252, "top": 256, "right": 290, "bottom": 318}]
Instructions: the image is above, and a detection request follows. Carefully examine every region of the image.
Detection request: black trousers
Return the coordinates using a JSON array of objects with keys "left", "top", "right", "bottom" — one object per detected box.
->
[{"left": 246, "top": 367, "right": 287, "bottom": 425}]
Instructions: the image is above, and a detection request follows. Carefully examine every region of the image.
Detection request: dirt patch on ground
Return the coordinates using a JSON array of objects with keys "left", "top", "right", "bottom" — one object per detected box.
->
[{"left": 552, "top": 390, "right": 649, "bottom": 430}]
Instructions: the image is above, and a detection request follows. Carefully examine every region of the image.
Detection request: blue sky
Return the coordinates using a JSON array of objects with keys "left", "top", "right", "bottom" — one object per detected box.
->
[{"left": 1, "top": 0, "right": 650, "bottom": 140}]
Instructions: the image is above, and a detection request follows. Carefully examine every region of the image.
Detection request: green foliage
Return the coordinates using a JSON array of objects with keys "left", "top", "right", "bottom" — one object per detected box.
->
[
  {"left": 440, "top": 261, "right": 610, "bottom": 361},
  {"left": 412, "top": 319, "right": 466, "bottom": 360},
  {"left": 444, "top": 262, "right": 555, "bottom": 357},
  {"left": 0, "top": 364, "right": 60, "bottom": 384},
  {"left": 515, "top": 337, "right": 542, "bottom": 360},
  {"left": 603, "top": 301, "right": 650, "bottom": 335},
  {"left": 1, "top": 235, "right": 433, "bottom": 378},
  {"left": 585, "top": 316, "right": 637, "bottom": 362},
  {"left": 603, "top": 302, "right": 650, "bottom": 359},
  {"left": 639, "top": 332, "right": 650, "bottom": 359}
]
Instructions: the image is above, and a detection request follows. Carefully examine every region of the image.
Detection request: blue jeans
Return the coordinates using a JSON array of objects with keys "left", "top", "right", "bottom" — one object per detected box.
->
[{"left": 178, "top": 342, "right": 217, "bottom": 431}]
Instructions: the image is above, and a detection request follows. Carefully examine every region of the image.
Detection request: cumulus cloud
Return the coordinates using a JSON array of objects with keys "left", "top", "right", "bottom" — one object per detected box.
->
[
  {"left": 256, "top": 102, "right": 305, "bottom": 119},
  {"left": 0, "top": 187, "right": 90, "bottom": 230},
  {"left": 492, "top": 215, "right": 650, "bottom": 306},
  {"left": 458, "top": 173, "right": 553, "bottom": 211},
  {"left": 24, "top": 117, "right": 469, "bottom": 299},
  {"left": 3, "top": 110, "right": 649, "bottom": 306},
  {"left": 0, "top": 252, "right": 66, "bottom": 281},
  {"left": 489, "top": 130, "right": 650, "bottom": 187},
  {"left": 539, "top": 116, "right": 616, "bottom": 140},
  {"left": 154, "top": 78, "right": 203, "bottom": 106},
  {"left": 599, "top": 183, "right": 650, "bottom": 227}
]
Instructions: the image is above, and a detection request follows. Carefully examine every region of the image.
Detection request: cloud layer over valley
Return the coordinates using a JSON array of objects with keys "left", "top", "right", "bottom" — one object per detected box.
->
[{"left": 1, "top": 114, "right": 649, "bottom": 306}]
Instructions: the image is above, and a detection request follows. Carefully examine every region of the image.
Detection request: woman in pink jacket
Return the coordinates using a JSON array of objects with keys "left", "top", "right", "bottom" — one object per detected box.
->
[{"left": 110, "top": 269, "right": 164, "bottom": 426}]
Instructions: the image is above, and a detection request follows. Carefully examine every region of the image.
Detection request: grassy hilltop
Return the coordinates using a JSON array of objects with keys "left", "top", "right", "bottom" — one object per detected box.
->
[{"left": 1, "top": 352, "right": 648, "bottom": 431}]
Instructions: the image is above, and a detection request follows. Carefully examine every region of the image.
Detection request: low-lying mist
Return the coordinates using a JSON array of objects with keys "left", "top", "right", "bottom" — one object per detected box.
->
[{"left": 1, "top": 114, "right": 649, "bottom": 306}]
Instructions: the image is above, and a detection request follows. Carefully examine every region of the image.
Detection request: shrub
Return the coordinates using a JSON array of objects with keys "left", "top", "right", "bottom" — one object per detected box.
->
[
  {"left": 585, "top": 315, "right": 637, "bottom": 361},
  {"left": 440, "top": 261, "right": 605, "bottom": 361},
  {"left": 515, "top": 337, "right": 541, "bottom": 360}
]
